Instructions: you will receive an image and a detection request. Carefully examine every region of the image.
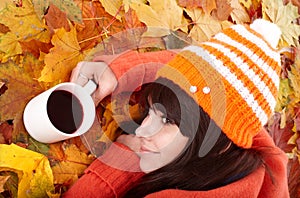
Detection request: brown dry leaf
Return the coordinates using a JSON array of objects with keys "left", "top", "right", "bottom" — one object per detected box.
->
[
  {"left": 201, "top": 0, "right": 217, "bottom": 14},
  {"left": 19, "top": 40, "right": 53, "bottom": 59},
  {"left": 0, "top": 60, "right": 44, "bottom": 123},
  {"left": 44, "top": 3, "right": 71, "bottom": 35},
  {"left": 262, "top": 0, "right": 300, "bottom": 47},
  {"left": 124, "top": 7, "right": 146, "bottom": 29},
  {"left": 185, "top": 8, "right": 223, "bottom": 42},
  {"left": 38, "top": 26, "right": 88, "bottom": 83},
  {"left": 0, "top": 24, "right": 9, "bottom": 34},
  {"left": 177, "top": 0, "right": 202, "bottom": 8},
  {"left": 49, "top": 143, "right": 95, "bottom": 186},
  {"left": 211, "top": 0, "right": 233, "bottom": 21},
  {"left": 0, "top": 175, "right": 10, "bottom": 193},
  {"left": 284, "top": 0, "right": 300, "bottom": 14},
  {"left": 266, "top": 113, "right": 295, "bottom": 153},
  {"left": 0, "top": 121, "right": 13, "bottom": 144},
  {"left": 230, "top": 0, "right": 251, "bottom": 24},
  {"left": 95, "top": 7, "right": 148, "bottom": 54},
  {"left": 75, "top": 1, "right": 125, "bottom": 51},
  {"left": 32, "top": 0, "right": 83, "bottom": 23},
  {"left": 287, "top": 156, "right": 300, "bottom": 197}
]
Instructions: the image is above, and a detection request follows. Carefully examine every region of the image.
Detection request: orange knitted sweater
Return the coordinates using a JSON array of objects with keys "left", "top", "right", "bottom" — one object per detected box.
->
[{"left": 63, "top": 51, "right": 289, "bottom": 197}]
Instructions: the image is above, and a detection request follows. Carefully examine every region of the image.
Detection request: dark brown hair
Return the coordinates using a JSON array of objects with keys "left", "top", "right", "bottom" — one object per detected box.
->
[{"left": 124, "top": 77, "right": 264, "bottom": 197}]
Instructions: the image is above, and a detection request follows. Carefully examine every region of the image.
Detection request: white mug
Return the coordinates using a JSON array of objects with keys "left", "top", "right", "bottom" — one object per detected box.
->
[{"left": 23, "top": 80, "right": 97, "bottom": 143}]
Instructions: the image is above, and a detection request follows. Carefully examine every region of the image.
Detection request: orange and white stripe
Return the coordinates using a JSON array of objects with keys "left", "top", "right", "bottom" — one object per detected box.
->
[
  {"left": 213, "top": 32, "right": 280, "bottom": 88},
  {"left": 183, "top": 45, "right": 270, "bottom": 125}
]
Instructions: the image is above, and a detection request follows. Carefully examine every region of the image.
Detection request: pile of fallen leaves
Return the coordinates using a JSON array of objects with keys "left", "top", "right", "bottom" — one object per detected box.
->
[{"left": 0, "top": 0, "right": 300, "bottom": 197}]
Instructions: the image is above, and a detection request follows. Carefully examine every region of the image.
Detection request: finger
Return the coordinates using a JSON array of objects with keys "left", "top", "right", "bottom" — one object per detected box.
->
[
  {"left": 71, "top": 62, "right": 98, "bottom": 86},
  {"left": 70, "top": 62, "right": 90, "bottom": 86}
]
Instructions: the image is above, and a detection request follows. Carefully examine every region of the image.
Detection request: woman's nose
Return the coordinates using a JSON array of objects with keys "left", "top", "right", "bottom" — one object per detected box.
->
[{"left": 135, "top": 115, "right": 162, "bottom": 137}]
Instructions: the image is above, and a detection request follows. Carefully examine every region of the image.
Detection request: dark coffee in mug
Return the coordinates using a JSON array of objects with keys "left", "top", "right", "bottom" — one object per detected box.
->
[{"left": 47, "top": 90, "right": 83, "bottom": 134}]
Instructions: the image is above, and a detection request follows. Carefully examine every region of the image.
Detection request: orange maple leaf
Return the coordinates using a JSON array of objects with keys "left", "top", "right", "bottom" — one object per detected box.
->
[{"left": 38, "top": 26, "right": 89, "bottom": 83}]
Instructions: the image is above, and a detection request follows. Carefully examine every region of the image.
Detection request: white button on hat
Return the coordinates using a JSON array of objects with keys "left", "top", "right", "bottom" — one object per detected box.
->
[
  {"left": 189, "top": 85, "right": 197, "bottom": 93},
  {"left": 202, "top": 86, "right": 210, "bottom": 94}
]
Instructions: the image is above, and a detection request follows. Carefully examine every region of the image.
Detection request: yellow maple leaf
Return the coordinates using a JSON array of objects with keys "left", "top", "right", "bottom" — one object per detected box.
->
[
  {"left": 185, "top": 8, "right": 223, "bottom": 42},
  {"left": 38, "top": 26, "right": 89, "bottom": 83},
  {"left": 99, "top": 0, "right": 146, "bottom": 18},
  {"left": 0, "top": 32, "right": 23, "bottom": 62},
  {"left": 0, "top": 0, "right": 14, "bottom": 12},
  {"left": 262, "top": 0, "right": 300, "bottom": 47},
  {"left": 129, "top": 0, "right": 187, "bottom": 37},
  {"left": 49, "top": 143, "right": 95, "bottom": 185},
  {"left": 0, "top": 0, "right": 50, "bottom": 43},
  {"left": 230, "top": 0, "right": 250, "bottom": 24},
  {"left": 99, "top": 0, "right": 123, "bottom": 20},
  {"left": 0, "top": 143, "right": 54, "bottom": 197}
]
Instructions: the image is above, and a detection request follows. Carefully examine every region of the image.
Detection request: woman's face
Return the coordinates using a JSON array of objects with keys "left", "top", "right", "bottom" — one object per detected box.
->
[{"left": 135, "top": 107, "right": 189, "bottom": 173}]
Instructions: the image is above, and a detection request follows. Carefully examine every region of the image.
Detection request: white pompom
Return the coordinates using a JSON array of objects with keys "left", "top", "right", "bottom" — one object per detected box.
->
[{"left": 250, "top": 19, "right": 282, "bottom": 49}]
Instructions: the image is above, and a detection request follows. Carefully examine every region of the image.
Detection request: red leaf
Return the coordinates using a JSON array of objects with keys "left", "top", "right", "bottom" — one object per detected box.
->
[
  {"left": 0, "top": 121, "right": 13, "bottom": 144},
  {"left": 266, "top": 112, "right": 294, "bottom": 153},
  {"left": 44, "top": 4, "right": 70, "bottom": 35},
  {"left": 19, "top": 40, "right": 53, "bottom": 59},
  {"left": 287, "top": 156, "right": 300, "bottom": 197}
]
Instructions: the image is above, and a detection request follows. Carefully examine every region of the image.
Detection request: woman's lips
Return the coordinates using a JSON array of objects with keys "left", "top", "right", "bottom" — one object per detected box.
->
[{"left": 139, "top": 145, "right": 159, "bottom": 153}]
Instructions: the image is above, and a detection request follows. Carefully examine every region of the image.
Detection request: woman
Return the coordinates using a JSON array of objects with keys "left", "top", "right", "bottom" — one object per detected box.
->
[{"left": 64, "top": 19, "right": 289, "bottom": 197}]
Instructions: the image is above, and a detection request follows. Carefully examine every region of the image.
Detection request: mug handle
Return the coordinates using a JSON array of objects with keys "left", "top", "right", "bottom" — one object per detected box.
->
[{"left": 83, "top": 79, "right": 97, "bottom": 95}]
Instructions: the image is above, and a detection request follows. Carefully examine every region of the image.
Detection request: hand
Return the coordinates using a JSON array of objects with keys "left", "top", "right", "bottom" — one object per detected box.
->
[
  {"left": 116, "top": 134, "right": 141, "bottom": 152},
  {"left": 70, "top": 61, "right": 118, "bottom": 106}
]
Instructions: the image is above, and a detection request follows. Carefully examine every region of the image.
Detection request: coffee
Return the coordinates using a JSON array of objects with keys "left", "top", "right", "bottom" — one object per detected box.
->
[{"left": 47, "top": 90, "right": 83, "bottom": 134}]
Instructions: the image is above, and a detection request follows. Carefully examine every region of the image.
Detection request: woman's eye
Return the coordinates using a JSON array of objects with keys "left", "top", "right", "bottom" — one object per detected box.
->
[{"left": 162, "top": 117, "right": 171, "bottom": 124}]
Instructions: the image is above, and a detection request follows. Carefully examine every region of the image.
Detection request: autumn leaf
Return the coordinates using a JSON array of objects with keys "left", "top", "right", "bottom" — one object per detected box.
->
[
  {"left": 44, "top": 4, "right": 71, "bottom": 35},
  {"left": 0, "top": 60, "right": 45, "bottom": 122},
  {"left": 211, "top": 0, "right": 233, "bottom": 21},
  {"left": 185, "top": 8, "right": 223, "bottom": 42},
  {"left": 38, "top": 26, "right": 89, "bottom": 83},
  {"left": 27, "top": 137, "right": 50, "bottom": 156},
  {"left": 49, "top": 143, "right": 95, "bottom": 186},
  {"left": 99, "top": 0, "right": 123, "bottom": 20},
  {"left": 75, "top": 1, "right": 125, "bottom": 51},
  {"left": 177, "top": 0, "right": 202, "bottom": 8},
  {"left": 0, "top": 121, "right": 13, "bottom": 144},
  {"left": 32, "top": 0, "right": 83, "bottom": 23},
  {"left": 266, "top": 113, "right": 295, "bottom": 153},
  {"left": 0, "top": 143, "right": 55, "bottom": 197},
  {"left": 128, "top": 0, "right": 187, "bottom": 37},
  {"left": 0, "top": 0, "right": 51, "bottom": 43},
  {"left": 19, "top": 39, "right": 53, "bottom": 59},
  {"left": 262, "top": 0, "right": 300, "bottom": 47},
  {"left": 230, "top": 0, "right": 251, "bottom": 24},
  {"left": 179, "top": 0, "right": 217, "bottom": 14},
  {"left": 287, "top": 156, "right": 300, "bottom": 198},
  {"left": 0, "top": 175, "right": 10, "bottom": 193},
  {"left": 0, "top": 32, "right": 22, "bottom": 62},
  {"left": 239, "top": 0, "right": 261, "bottom": 10}
]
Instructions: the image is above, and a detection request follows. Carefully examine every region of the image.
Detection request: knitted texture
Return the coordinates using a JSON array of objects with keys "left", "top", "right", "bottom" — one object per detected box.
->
[{"left": 157, "top": 20, "right": 281, "bottom": 148}]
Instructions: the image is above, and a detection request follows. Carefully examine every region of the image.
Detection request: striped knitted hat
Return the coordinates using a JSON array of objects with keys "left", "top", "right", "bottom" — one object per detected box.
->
[{"left": 157, "top": 19, "right": 282, "bottom": 148}]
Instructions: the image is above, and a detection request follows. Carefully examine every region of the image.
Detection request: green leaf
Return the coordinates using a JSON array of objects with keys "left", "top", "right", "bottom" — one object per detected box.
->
[{"left": 27, "top": 138, "right": 50, "bottom": 156}]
